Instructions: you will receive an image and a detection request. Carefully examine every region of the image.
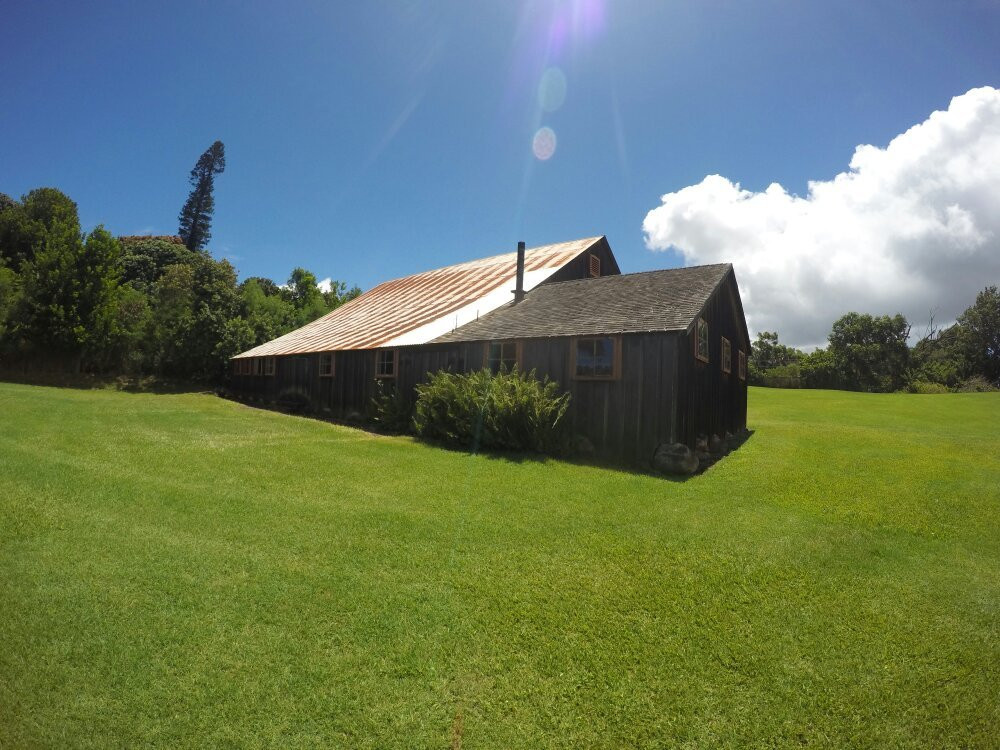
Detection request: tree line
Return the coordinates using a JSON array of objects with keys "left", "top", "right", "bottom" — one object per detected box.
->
[
  {"left": 0, "top": 143, "right": 359, "bottom": 381},
  {"left": 750, "top": 297, "right": 1000, "bottom": 393}
]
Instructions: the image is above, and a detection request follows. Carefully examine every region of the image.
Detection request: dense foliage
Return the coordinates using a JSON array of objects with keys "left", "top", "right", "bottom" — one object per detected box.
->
[
  {"left": 0, "top": 187, "right": 360, "bottom": 381},
  {"left": 413, "top": 367, "right": 571, "bottom": 453},
  {"left": 751, "top": 297, "right": 999, "bottom": 393}
]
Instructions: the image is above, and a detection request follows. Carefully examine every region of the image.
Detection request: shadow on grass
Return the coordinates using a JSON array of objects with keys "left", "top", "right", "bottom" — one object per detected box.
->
[
  {"left": 222, "top": 391, "right": 755, "bottom": 481},
  {"left": 0, "top": 370, "right": 212, "bottom": 395}
]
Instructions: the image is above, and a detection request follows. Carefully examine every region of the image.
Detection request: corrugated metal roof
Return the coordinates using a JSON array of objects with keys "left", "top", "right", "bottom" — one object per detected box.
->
[
  {"left": 233, "top": 236, "right": 603, "bottom": 357},
  {"left": 431, "top": 264, "right": 734, "bottom": 343}
]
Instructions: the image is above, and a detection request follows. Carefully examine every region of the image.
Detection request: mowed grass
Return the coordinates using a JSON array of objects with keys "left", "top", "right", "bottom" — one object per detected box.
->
[{"left": 1, "top": 383, "right": 997, "bottom": 749}]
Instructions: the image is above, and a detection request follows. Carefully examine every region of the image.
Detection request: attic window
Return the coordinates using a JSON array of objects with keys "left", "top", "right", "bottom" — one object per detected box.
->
[
  {"left": 265, "top": 357, "right": 275, "bottom": 376},
  {"left": 486, "top": 341, "right": 519, "bottom": 373},
  {"left": 573, "top": 336, "right": 619, "bottom": 379},
  {"left": 318, "top": 353, "right": 334, "bottom": 377},
  {"left": 589, "top": 253, "right": 601, "bottom": 278},
  {"left": 695, "top": 318, "right": 710, "bottom": 363},
  {"left": 375, "top": 349, "right": 396, "bottom": 378},
  {"left": 738, "top": 350, "right": 746, "bottom": 381},
  {"left": 721, "top": 337, "right": 732, "bottom": 374}
]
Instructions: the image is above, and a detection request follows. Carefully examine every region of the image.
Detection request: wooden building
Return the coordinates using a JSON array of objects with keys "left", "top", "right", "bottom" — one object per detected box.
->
[{"left": 230, "top": 236, "right": 749, "bottom": 469}]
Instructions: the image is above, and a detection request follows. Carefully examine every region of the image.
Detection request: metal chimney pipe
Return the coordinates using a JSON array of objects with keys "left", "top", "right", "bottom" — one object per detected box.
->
[{"left": 513, "top": 241, "right": 526, "bottom": 303}]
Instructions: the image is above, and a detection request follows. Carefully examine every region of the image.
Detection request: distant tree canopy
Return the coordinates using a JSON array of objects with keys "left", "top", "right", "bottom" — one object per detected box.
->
[
  {"left": 0, "top": 185, "right": 360, "bottom": 381},
  {"left": 957, "top": 286, "right": 1000, "bottom": 384},
  {"left": 178, "top": 141, "right": 225, "bottom": 252},
  {"left": 751, "top": 299, "right": 998, "bottom": 393}
]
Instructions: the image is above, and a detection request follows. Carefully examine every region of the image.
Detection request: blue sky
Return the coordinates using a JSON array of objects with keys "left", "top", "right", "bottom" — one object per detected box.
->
[{"left": 2, "top": 0, "right": 998, "bottom": 319}]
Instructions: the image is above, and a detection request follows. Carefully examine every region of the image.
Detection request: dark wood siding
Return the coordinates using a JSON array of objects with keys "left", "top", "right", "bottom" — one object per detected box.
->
[
  {"left": 542, "top": 236, "right": 621, "bottom": 284},
  {"left": 675, "top": 273, "right": 749, "bottom": 446}
]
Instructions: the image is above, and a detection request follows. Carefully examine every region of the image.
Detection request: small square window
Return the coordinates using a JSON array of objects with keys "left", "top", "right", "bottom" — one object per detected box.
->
[
  {"left": 318, "top": 353, "right": 334, "bottom": 377},
  {"left": 574, "top": 337, "right": 618, "bottom": 379},
  {"left": 375, "top": 349, "right": 396, "bottom": 378},
  {"left": 721, "top": 337, "right": 732, "bottom": 374},
  {"left": 487, "top": 341, "right": 519, "bottom": 373},
  {"left": 265, "top": 357, "right": 275, "bottom": 376},
  {"left": 695, "top": 318, "right": 709, "bottom": 363},
  {"left": 589, "top": 253, "right": 601, "bottom": 278},
  {"left": 738, "top": 350, "right": 746, "bottom": 381}
]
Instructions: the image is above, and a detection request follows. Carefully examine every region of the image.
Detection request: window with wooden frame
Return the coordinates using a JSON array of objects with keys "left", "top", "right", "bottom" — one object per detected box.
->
[
  {"left": 572, "top": 336, "right": 620, "bottom": 379},
  {"left": 721, "top": 337, "right": 732, "bottom": 374},
  {"left": 485, "top": 340, "right": 520, "bottom": 373},
  {"left": 588, "top": 253, "right": 601, "bottom": 278},
  {"left": 252, "top": 357, "right": 263, "bottom": 376},
  {"left": 375, "top": 349, "right": 397, "bottom": 378},
  {"left": 241, "top": 358, "right": 251, "bottom": 375},
  {"left": 738, "top": 350, "right": 746, "bottom": 381},
  {"left": 318, "top": 352, "right": 334, "bottom": 377},
  {"left": 233, "top": 360, "right": 240, "bottom": 375},
  {"left": 695, "top": 318, "right": 710, "bottom": 363},
  {"left": 264, "top": 357, "right": 275, "bottom": 376}
]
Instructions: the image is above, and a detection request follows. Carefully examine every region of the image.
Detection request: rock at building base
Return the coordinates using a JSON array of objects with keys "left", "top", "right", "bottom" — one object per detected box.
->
[
  {"left": 653, "top": 443, "right": 699, "bottom": 476},
  {"left": 709, "top": 433, "right": 726, "bottom": 456}
]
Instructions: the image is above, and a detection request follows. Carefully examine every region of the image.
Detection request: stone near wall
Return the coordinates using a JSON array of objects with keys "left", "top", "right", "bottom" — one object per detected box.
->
[
  {"left": 653, "top": 443, "right": 699, "bottom": 476},
  {"left": 709, "top": 433, "right": 725, "bottom": 456}
]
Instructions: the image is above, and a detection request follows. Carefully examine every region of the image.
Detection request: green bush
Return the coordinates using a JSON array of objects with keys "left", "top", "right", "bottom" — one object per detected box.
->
[
  {"left": 413, "top": 367, "right": 571, "bottom": 453},
  {"left": 906, "top": 380, "right": 951, "bottom": 394},
  {"left": 956, "top": 375, "right": 998, "bottom": 393}
]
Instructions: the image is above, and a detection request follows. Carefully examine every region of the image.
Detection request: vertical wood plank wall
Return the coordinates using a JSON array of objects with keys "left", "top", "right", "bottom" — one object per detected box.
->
[{"left": 676, "top": 275, "right": 749, "bottom": 446}]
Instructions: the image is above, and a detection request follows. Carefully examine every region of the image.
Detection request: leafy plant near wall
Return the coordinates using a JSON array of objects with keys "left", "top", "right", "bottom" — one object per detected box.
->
[
  {"left": 413, "top": 367, "right": 571, "bottom": 454},
  {"left": 369, "top": 379, "right": 414, "bottom": 433}
]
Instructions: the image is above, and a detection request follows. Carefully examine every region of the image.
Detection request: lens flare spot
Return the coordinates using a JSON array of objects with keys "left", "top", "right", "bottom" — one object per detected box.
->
[
  {"left": 532, "top": 127, "right": 557, "bottom": 160},
  {"left": 538, "top": 67, "right": 567, "bottom": 112}
]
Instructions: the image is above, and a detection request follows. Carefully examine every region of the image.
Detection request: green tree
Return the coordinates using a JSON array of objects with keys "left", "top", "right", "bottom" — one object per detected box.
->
[
  {"left": 178, "top": 141, "right": 226, "bottom": 252},
  {"left": 241, "top": 278, "right": 296, "bottom": 345},
  {"left": 910, "top": 324, "right": 965, "bottom": 388},
  {"left": 957, "top": 286, "right": 1000, "bottom": 384},
  {"left": 0, "top": 261, "right": 20, "bottom": 348},
  {"left": 120, "top": 236, "right": 195, "bottom": 290},
  {"left": 828, "top": 312, "right": 910, "bottom": 392},
  {"left": 0, "top": 188, "right": 80, "bottom": 273},
  {"left": 15, "top": 222, "right": 122, "bottom": 367}
]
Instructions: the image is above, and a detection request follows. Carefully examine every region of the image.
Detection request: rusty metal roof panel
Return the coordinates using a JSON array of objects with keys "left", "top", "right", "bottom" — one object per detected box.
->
[{"left": 233, "top": 236, "right": 603, "bottom": 357}]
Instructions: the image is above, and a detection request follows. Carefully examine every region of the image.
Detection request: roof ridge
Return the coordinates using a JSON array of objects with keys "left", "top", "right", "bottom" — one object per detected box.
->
[{"left": 526, "top": 262, "right": 732, "bottom": 291}]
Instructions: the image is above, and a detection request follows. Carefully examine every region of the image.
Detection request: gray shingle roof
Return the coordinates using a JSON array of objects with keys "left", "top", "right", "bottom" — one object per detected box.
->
[{"left": 432, "top": 263, "right": 733, "bottom": 343}]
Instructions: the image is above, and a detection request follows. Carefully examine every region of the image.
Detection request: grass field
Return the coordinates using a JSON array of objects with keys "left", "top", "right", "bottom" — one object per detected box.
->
[{"left": 1, "top": 382, "right": 998, "bottom": 748}]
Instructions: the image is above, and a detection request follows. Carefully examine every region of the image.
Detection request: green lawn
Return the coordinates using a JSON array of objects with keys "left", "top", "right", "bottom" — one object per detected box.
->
[{"left": 1, "top": 383, "right": 997, "bottom": 748}]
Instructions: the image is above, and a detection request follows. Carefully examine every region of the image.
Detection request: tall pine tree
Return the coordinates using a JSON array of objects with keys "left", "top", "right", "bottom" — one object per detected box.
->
[{"left": 177, "top": 141, "right": 225, "bottom": 252}]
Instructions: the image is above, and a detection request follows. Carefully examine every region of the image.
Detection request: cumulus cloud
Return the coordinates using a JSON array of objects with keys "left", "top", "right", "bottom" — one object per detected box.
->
[
  {"left": 317, "top": 277, "right": 334, "bottom": 293},
  {"left": 642, "top": 86, "right": 1000, "bottom": 348}
]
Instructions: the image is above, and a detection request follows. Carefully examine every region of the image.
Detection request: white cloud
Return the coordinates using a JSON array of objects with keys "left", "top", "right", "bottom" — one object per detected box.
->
[
  {"left": 642, "top": 86, "right": 1000, "bottom": 348},
  {"left": 317, "top": 277, "right": 333, "bottom": 293}
]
